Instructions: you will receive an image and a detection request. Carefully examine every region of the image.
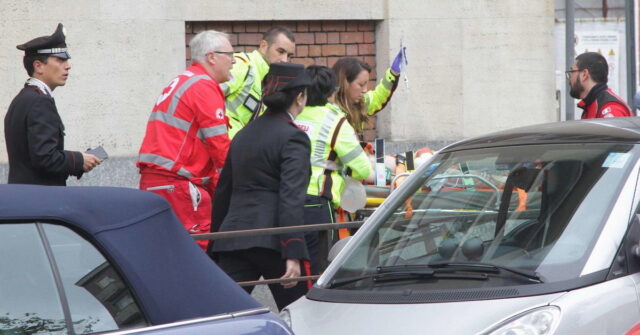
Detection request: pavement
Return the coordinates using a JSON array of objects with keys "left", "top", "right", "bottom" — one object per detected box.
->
[{"left": 251, "top": 280, "right": 279, "bottom": 312}]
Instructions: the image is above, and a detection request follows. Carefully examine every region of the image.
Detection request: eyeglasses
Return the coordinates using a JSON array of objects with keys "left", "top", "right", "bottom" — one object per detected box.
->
[
  {"left": 565, "top": 69, "right": 580, "bottom": 79},
  {"left": 213, "top": 50, "right": 235, "bottom": 56}
]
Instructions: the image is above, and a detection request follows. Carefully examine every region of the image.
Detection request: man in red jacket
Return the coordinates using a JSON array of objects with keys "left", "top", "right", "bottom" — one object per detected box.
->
[
  {"left": 566, "top": 52, "right": 632, "bottom": 119},
  {"left": 137, "top": 30, "right": 234, "bottom": 250}
]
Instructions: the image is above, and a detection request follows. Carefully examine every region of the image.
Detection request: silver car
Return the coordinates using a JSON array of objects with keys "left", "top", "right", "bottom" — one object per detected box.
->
[{"left": 284, "top": 118, "right": 640, "bottom": 335}]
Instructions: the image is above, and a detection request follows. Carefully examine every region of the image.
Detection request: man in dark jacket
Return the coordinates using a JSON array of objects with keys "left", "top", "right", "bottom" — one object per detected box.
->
[
  {"left": 209, "top": 63, "right": 311, "bottom": 310},
  {"left": 566, "top": 52, "right": 632, "bottom": 119},
  {"left": 4, "top": 23, "right": 101, "bottom": 186}
]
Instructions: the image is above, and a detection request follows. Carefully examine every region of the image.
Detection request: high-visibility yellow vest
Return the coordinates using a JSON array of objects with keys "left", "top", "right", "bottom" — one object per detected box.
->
[
  {"left": 219, "top": 50, "right": 269, "bottom": 139},
  {"left": 355, "top": 69, "right": 400, "bottom": 133},
  {"left": 295, "top": 103, "right": 371, "bottom": 208}
]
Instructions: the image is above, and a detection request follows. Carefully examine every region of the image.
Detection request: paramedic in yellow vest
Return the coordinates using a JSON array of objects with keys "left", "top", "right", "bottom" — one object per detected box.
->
[
  {"left": 332, "top": 47, "right": 407, "bottom": 138},
  {"left": 221, "top": 27, "right": 296, "bottom": 138},
  {"left": 295, "top": 65, "right": 371, "bottom": 276}
]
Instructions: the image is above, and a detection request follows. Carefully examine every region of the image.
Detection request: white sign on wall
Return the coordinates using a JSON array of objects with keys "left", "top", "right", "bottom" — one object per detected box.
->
[{"left": 574, "top": 31, "right": 621, "bottom": 95}]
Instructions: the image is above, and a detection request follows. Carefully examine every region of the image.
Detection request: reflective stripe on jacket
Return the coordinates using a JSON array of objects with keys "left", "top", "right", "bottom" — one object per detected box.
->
[
  {"left": 296, "top": 103, "right": 371, "bottom": 208},
  {"left": 137, "top": 63, "right": 230, "bottom": 190},
  {"left": 219, "top": 50, "right": 269, "bottom": 138}
]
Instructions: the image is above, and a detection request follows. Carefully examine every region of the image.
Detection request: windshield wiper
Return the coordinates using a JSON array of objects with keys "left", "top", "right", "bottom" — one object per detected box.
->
[
  {"left": 427, "top": 262, "right": 544, "bottom": 283},
  {"left": 327, "top": 262, "right": 544, "bottom": 288},
  {"left": 327, "top": 265, "right": 489, "bottom": 288},
  {"left": 373, "top": 267, "right": 488, "bottom": 284}
]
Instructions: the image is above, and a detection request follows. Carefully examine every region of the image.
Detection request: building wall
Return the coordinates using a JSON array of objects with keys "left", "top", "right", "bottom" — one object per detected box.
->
[{"left": 0, "top": 0, "right": 556, "bottom": 186}]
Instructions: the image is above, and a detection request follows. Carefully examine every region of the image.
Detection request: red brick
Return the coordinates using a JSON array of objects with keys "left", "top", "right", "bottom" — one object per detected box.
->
[
  {"left": 233, "top": 22, "right": 246, "bottom": 33},
  {"left": 364, "top": 56, "right": 376, "bottom": 67},
  {"left": 322, "top": 21, "right": 346, "bottom": 31},
  {"left": 278, "top": 21, "right": 297, "bottom": 31},
  {"left": 315, "top": 57, "right": 328, "bottom": 67},
  {"left": 322, "top": 44, "right": 346, "bottom": 56},
  {"left": 358, "top": 21, "right": 375, "bottom": 31},
  {"left": 340, "top": 32, "right": 364, "bottom": 44},
  {"left": 207, "top": 22, "right": 231, "bottom": 32},
  {"left": 228, "top": 34, "right": 238, "bottom": 46},
  {"left": 245, "top": 22, "right": 259, "bottom": 32},
  {"left": 363, "top": 129, "right": 377, "bottom": 141},
  {"left": 309, "top": 21, "right": 322, "bottom": 31},
  {"left": 365, "top": 116, "right": 377, "bottom": 130},
  {"left": 259, "top": 22, "right": 273, "bottom": 31},
  {"left": 238, "top": 33, "right": 262, "bottom": 45},
  {"left": 327, "top": 56, "right": 341, "bottom": 68},
  {"left": 297, "top": 22, "right": 309, "bottom": 32},
  {"left": 327, "top": 32, "right": 340, "bottom": 44},
  {"left": 358, "top": 44, "right": 375, "bottom": 55},
  {"left": 346, "top": 21, "right": 359, "bottom": 32},
  {"left": 315, "top": 32, "right": 327, "bottom": 44},
  {"left": 346, "top": 44, "right": 359, "bottom": 56},
  {"left": 186, "top": 33, "right": 195, "bottom": 46},
  {"left": 292, "top": 57, "right": 315, "bottom": 67},
  {"left": 296, "top": 45, "right": 309, "bottom": 57},
  {"left": 309, "top": 45, "right": 322, "bottom": 57},
  {"left": 364, "top": 31, "right": 375, "bottom": 43},
  {"left": 295, "top": 32, "right": 314, "bottom": 45},
  {"left": 193, "top": 22, "right": 207, "bottom": 34}
]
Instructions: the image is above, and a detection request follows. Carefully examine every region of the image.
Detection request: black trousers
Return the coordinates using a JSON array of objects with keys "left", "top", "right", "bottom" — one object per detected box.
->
[
  {"left": 303, "top": 195, "right": 335, "bottom": 275},
  {"left": 215, "top": 247, "right": 311, "bottom": 311}
]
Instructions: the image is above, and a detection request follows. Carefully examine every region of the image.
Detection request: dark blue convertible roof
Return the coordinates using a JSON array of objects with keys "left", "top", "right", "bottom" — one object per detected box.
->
[{"left": 0, "top": 185, "right": 260, "bottom": 325}]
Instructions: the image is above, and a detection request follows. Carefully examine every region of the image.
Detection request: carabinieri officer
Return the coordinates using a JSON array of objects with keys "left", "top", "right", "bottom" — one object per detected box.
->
[{"left": 4, "top": 23, "right": 101, "bottom": 186}]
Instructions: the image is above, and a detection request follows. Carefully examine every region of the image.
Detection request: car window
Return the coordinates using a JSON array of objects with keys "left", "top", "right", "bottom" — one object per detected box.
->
[
  {"left": 328, "top": 143, "right": 638, "bottom": 290},
  {"left": 43, "top": 224, "right": 147, "bottom": 334},
  {"left": 0, "top": 224, "right": 68, "bottom": 334}
]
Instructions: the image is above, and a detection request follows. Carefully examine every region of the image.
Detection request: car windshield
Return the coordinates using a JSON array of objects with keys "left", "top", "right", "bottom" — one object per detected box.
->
[{"left": 326, "top": 143, "right": 638, "bottom": 290}]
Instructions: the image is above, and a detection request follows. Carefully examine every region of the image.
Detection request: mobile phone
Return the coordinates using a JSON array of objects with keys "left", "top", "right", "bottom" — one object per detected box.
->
[{"left": 87, "top": 145, "right": 109, "bottom": 160}]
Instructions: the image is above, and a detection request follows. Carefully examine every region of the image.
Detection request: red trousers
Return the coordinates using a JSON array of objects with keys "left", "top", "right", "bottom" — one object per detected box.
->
[{"left": 140, "top": 172, "right": 212, "bottom": 251}]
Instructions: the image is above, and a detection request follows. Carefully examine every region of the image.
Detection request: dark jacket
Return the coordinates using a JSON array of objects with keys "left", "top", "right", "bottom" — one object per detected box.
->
[
  {"left": 579, "top": 83, "right": 632, "bottom": 119},
  {"left": 4, "top": 84, "right": 84, "bottom": 186},
  {"left": 210, "top": 112, "right": 311, "bottom": 260}
]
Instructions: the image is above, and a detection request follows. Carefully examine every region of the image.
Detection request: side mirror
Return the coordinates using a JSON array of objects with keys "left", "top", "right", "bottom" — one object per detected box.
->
[{"left": 328, "top": 236, "right": 352, "bottom": 263}]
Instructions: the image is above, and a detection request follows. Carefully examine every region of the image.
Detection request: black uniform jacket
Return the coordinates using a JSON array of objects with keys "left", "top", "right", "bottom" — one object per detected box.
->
[
  {"left": 210, "top": 111, "right": 311, "bottom": 260},
  {"left": 4, "top": 84, "right": 84, "bottom": 186}
]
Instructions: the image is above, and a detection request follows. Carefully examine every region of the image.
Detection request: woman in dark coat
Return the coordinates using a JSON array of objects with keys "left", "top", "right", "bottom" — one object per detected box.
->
[{"left": 209, "top": 63, "right": 312, "bottom": 310}]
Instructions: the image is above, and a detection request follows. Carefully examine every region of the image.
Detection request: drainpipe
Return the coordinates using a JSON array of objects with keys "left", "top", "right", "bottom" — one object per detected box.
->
[
  {"left": 625, "top": 0, "right": 637, "bottom": 107},
  {"left": 565, "top": 0, "right": 575, "bottom": 120}
]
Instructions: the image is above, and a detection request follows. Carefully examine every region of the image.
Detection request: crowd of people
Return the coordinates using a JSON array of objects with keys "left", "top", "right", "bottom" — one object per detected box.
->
[{"left": 4, "top": 23, "right": 636, "bottom": 310}]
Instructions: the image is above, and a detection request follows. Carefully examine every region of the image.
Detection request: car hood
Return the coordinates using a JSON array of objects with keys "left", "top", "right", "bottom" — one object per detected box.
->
[{"left": 286, "top": 292, "right": 565, "bottom": 335}]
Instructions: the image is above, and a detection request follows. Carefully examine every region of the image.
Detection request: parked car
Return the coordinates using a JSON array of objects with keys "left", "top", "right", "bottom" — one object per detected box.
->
[
  {"left": 0, "top": 185, "right": 292, "bottom": 335},
  {"left": 284, "top": 118, "right": 640, "bottom": 335}
]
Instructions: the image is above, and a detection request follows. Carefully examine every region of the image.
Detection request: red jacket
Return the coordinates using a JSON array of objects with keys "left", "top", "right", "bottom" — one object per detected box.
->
[
  {"left": 579, "top": 83, "right": 632, "bottom": 119},
  {"left": 137, "top": 63, "right": 230, "bottom": 191}
]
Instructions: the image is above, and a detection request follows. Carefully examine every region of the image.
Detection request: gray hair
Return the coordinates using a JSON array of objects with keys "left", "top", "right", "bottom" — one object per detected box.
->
[{"left": 190, "top": 30, "right": 230, "bottom": 64}]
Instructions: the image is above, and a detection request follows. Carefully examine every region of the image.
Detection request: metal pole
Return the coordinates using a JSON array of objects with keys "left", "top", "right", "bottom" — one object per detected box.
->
[
  {"left": 565, "top": 0, "right": 575, "bottom": 121},
  {"left": 625, "top": 0, "right": 637, "bottom": 107},
  {"left": 238, "top": 275, "right": 322, "bottom": 287},
  {"left": 194, "top": 221, "right": 365, "bottom": 240}
]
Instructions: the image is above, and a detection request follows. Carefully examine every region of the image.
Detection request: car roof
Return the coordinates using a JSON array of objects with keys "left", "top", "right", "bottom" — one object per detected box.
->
[
  {"left": 0, "top": 184, "right": 260, "bottom": 325},
  {"left": 444, "top": 117, "right": 640, "bottom": 152}
]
